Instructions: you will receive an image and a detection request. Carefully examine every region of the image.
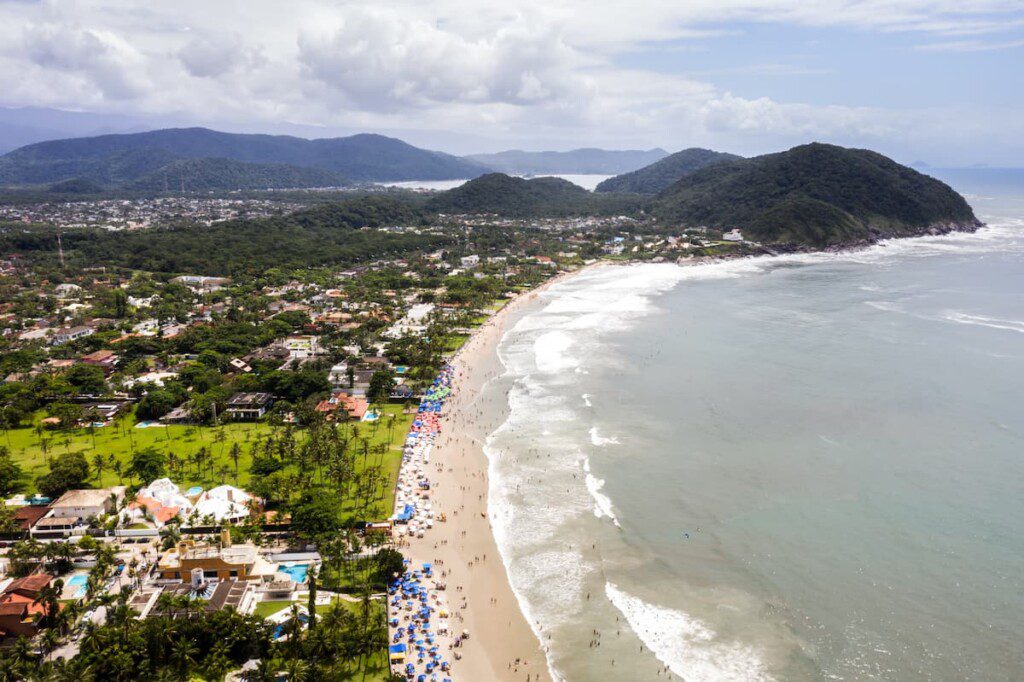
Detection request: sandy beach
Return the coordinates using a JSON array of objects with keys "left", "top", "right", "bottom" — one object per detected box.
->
[{"left": 399, "top": 268, "right": 590, "bottom": 682}]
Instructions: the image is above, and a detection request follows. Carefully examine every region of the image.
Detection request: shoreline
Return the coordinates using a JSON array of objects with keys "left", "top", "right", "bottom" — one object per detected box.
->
[{"left": 397, "top": 266, "right": 592, "bottom": 681}]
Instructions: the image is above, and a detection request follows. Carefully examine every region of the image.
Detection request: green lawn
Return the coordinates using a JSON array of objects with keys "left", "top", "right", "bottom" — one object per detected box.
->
[
  {"left": 254, "top": 600, "right": 293, "bottom": 618},
  {"left": 6, "top": 404, "right": 413, "bottom": 518}
]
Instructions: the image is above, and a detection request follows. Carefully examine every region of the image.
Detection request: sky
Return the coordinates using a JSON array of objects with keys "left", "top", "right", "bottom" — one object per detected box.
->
[{"left": 0, "top": 0, "right": 1022, "bottom": 165}]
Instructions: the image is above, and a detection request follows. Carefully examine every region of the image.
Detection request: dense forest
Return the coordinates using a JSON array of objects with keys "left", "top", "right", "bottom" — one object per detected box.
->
[
  {"left": 654, "top": 143, "right": 980, "bottom": 246},
  {"left": 426, "top": 173, "right": 645, "bottom": 217},
  {"left": 0, "top": 196, "right": 447, "bottom": 275},
  {"left": 595, "top": 148, "right": 742, "bottom": 194}
]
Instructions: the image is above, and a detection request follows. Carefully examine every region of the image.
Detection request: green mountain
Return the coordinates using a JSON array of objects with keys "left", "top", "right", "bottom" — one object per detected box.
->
[
  {"left": 595, "top": 148, "right": 741, "bottom": 194},
  {"left": 0, "top": 127, "right": 490, "bottom": 185},
  {"left": 123, "top": 157, "right": 349, "bottom": 192},
  {"left": 654, "top": 143, "right": 980, "bottom": 247},
  {"left": 465, "top": 148, "right": 668, "bottom": 175},
  {"left": 426, "top": 173, "right": 592, "bottom": 216}
]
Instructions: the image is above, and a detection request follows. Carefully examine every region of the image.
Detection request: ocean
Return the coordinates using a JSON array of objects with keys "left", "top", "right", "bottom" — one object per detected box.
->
[{"left": 481, "top": 174, "right": 1024, "bottom": 681}]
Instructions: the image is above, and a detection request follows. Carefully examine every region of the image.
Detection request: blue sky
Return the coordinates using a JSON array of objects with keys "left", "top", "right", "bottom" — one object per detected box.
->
[{"left": 0, "top": 1, "right": 1021, "bottom": 165}]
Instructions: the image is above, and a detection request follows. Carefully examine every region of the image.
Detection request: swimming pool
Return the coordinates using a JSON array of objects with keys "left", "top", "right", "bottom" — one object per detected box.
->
[
  {"left": 278, "top": 563, "right": 309, "bottom": 583},
  {"left": 67, "top": 574, "right": 88, "bottom": 598}
]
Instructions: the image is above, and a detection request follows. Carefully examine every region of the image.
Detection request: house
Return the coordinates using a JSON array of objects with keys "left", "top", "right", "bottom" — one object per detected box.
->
[
  {"left": 171, "top": 275, "right": 230, "bottom": 292},
  {"left": 225, "top": 392, "right": 273, "bottom": 421},
  {"left": 50, "top": 326, "right": 94, "bottom": 345},
  {"left": 460, "top": 255, "right": 480, "bottom": 268},
  {"left": 229, "top": 358, "right": 252, "bottom": 373},
  {"left": 12, "top": 505, "right": 50, "bottom": 532},
  {"left": 157, "top": 537, "right": 274, "bottom": 582},
  {"left": 328, "top": 361, "right": 350, "bottom": 386},
  {"left": 48, "top": 488, "right": 118, "bottom": 519},
  {"left": 723, "top": 229, "right": 744, "bottom": 242},
  {"left": 80, "top": 349, "right": 119, "bottom": 374},
  {"left": 0, "top": 574, "right": 53, "bottom": 638},
  {"left": 193, "top": 485, "right": 254, "bottom": 522}
]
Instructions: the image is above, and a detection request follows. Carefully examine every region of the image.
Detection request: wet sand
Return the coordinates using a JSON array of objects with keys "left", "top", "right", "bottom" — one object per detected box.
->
[{"left": 401, "top": 269, "right": 591, "bottom": 681}]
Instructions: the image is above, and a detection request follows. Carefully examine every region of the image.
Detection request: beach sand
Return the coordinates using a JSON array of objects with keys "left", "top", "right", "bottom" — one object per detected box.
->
[{"left": 400, "top": 270, "right": 589, "bottom": 682}]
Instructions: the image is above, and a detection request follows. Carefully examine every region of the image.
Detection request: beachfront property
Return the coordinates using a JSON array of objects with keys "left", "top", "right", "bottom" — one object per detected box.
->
[
  {"left": 225, "top": 392, "right": 273, "bottom": 420},
  {"left": 157, "top": 535, "right": 276, "bottom": 582}
]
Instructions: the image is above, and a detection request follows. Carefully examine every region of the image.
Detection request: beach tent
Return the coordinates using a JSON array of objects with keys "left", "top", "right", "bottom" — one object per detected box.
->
[{"left": 388, "top": 643, "right": 407, "bottom": 663}]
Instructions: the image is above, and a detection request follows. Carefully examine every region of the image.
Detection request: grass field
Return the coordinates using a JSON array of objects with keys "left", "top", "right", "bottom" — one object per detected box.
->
[{"left": 5, "top": 404, "right": 414, "bottom": 518}]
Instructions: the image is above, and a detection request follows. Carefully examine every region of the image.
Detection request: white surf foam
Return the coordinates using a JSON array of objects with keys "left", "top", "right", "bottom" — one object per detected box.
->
[
  {"left": 606, "top": 582, "right": 774, "bottom": 682},
  {"left": 583, "top": 457, "right": 620, "bottom": 526},
  {"left": 941, "top": 311, "right": 1024, "bottom": 334},
  {"left": 589, "top": 426, "right": 620, "bottom": 446},
  {"left": 581, "top": 393, "right": 592, "bottom": 407}
]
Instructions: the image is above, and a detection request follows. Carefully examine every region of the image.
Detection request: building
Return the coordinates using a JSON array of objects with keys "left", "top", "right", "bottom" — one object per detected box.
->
[
  {"left": 48, "top": 488, "right": 118, "bottom": 519},
  {"left": 80, "top": 349, "right": 119, "bottom": 374},
  {"left": 0, "top": 574, "right": 52, "bottom": 638},
  {"left": 723, "top": 229, "right": 744, "bottom": 242},
  {"left": 460, "top": 254, "right": 480, "bottom": 268},
  {"left": 171, "top": 275, "right": 230, "bottom": 292},
  {"left": 225, "top": 392, "right": 273, "bottom": 421},
  {"left": 157, "top": 537, "right": 274, "bottom": 582},
  {"left": 50, "top": 326, "right": 94, "bottom": 345}
]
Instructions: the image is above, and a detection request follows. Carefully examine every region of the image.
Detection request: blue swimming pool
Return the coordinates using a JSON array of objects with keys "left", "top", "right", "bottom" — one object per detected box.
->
[
  {"left": 278, "top": 564, "right": 308, "bottom": 583},
  {"left": 67, "top": 574, "right": 88, "bottom": 598}
]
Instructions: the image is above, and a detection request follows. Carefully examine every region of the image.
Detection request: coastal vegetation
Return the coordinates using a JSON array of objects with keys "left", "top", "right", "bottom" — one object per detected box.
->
[{"left": 595, "top": 147, "right": 741, "bottom": 194}]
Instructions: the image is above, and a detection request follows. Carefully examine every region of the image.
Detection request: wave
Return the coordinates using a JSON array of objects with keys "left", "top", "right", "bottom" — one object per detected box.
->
[
  {"left": 589, "top": 426, "right": 620, "bottom": 446},
  {"left": 606, "top": 582, "right": 774, "bottom": 682},
  {"left": 941, "top": 311, "right": 1024, "bottom": 334},
  {"left": 581, "top": 393, "right": 592, "bottom": 407},
  {"left": 583, "top": 457, "right": 619, "bottom": 527}
]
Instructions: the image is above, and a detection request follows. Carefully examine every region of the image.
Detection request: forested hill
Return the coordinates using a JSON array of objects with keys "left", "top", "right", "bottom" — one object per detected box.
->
[
  {"left": 595, "top": 148, "right": 741, "bottom": 194},
  {"left": 427, "top": 173, "right": 589, "bottom": 216},
  {"left": 465, "top": 147, "right": 668, "bottom": 175},
  {"left": 123, "top": 157, "right": 350, "bottom": 192},
  {"left": 0, "top": 127, "right": 489, "bottom": 186},
  {"left": 0, "top": 195, "right": 444, "bottom": 275},
  {"left": 654, "top": 143, "right": 981, "bottom": 247}
]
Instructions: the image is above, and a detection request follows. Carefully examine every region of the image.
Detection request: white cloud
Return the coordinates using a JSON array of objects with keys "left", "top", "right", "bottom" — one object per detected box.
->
[
  {"left": 296, "top": 9, "right": 586, "bottom": 111},
  {"left": 0, "top": 0, "right": 1018, "bottom": 163}
]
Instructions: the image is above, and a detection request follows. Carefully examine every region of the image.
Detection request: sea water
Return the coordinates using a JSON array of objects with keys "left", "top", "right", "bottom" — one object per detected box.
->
[{"left": 482, "top": 174, "right": 1024, "bottom": 680}]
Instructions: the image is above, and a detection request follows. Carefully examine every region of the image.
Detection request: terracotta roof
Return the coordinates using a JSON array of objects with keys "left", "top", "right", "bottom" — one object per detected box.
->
[{"left": 5, "top": 574, "right": 51, "bottom": 595}]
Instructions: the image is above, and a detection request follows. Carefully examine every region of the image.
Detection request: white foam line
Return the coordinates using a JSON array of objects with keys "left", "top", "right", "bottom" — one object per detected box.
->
[{"left": 606, "top": 582, "right": 775, "bottom": 682}]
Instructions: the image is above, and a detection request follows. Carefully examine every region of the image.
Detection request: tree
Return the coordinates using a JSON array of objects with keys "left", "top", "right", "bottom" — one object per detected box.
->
[
  {"left": 36, "top": 452, "right": 91, "bottom": 498},
  {"left": 127, "top": 447, "right": 166, "bottom": 484},
  {"left": 64, "top": 364, "right": 108, "bottom": 395},
  {"left": 367, "top": 370, "right": 394, "bottom": 403},
  {"left": 0, "top": 446, "right": 24, "bottom": 496},
  {"left": 290, "top": 489, "right": 342, "bottom": 542},
  {"left": 373, "top": 548, "right": 405, "bottom": 588},
  {"left": 135, "top": 389, "right": 182, "bottom": 420}
]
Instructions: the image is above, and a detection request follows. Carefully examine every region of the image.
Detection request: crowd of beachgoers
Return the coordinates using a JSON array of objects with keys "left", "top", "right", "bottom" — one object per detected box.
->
[{"left": 388, "top": 366, "right": 463, "bottom": 681}]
